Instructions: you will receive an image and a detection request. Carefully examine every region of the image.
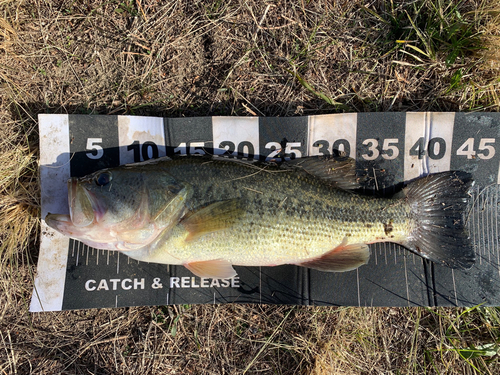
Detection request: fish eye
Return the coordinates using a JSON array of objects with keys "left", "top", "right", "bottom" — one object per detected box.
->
[{"left": 95, "top": 172, "right": 112, "bottom": 186}]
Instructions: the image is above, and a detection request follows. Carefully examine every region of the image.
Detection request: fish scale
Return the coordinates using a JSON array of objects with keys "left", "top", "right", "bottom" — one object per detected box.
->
[{"left": 129, "top": 157, "right": 410, "bottom": 266}]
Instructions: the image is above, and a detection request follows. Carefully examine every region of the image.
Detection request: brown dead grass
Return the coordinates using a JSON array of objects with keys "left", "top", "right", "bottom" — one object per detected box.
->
[
  {"left": 2, "top": 303, "right": 499, "bottom": 374},
  {"left": 476, "top": 3, "right": 500, "bottom": 78},
  {"left": 1, "top": 0, "right": 500, "bottom": 374},
  {"left": 0, "top": 0, "right": 498, "bottom": 116}
]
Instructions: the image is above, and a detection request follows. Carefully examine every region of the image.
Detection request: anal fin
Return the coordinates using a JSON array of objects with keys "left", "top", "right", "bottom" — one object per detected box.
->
[
  {"left": 298, "top": 241, "right": 370, "bottom": 272},
  {"left": 184, "top": 259, "right": 237, "bottom": 279}
]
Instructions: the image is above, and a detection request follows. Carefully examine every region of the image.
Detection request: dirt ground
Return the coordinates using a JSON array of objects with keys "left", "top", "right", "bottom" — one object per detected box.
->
[{"left": 1, "top": 0, "right": 500, "bottom": 374}]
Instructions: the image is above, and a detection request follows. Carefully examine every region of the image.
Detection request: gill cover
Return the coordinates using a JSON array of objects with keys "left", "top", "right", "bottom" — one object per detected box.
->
[{"left": 69, "top": 178, "right": 95, "bottom": 227}]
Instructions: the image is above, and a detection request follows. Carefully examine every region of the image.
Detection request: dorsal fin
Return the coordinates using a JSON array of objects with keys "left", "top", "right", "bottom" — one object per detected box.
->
[{"left": 285, "top": 155, "right": 362, "bottom": 190}]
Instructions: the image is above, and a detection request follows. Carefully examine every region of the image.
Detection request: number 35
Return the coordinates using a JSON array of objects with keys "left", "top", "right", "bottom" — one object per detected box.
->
[{"left": 361, "top": 138, "right": 399, "bottom": 161}]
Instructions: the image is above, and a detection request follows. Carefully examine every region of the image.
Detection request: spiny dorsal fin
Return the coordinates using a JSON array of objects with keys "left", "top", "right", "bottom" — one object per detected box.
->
[{"left": 181, "top": 198, "right": 246, "bottom": 242}]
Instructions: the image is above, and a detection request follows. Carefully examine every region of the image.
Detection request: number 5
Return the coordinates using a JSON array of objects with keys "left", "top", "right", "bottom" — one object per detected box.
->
[
  {"left": 189, "top": 142, "right": 206, "bottom": 155},
  {"left": 381, "top": 138, "right": 399, "bottom": 160},
  {"left": 285, "top": 142, "right": 302, "bottom": 159},
  {"left": 478, "top": 138, "right": 495, "bottom": 160},
  {"left": 86, "top": 138, "right": 104, "bottom": 160}
]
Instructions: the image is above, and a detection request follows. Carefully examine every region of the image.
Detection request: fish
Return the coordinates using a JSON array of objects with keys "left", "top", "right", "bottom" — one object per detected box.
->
[{"left": 45, "top": 155, "right": 475, "bottom": 279}]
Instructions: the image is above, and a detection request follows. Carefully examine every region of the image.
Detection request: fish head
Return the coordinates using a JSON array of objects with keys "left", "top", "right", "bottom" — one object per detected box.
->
[{"left": 45, "top": 165, "right": 191, "bottom": 250}]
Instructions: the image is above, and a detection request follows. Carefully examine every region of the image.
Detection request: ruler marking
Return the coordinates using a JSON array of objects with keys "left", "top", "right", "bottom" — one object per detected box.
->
[
  {"left": 423, "top": 112, "right": 430, "bottom": 175},
  {"left": 213, "top": 117, "right": 260, "bottom": 159},
  {"left": 478, "top": 188, "right": 482, "bottom": 265},
  {"left": 259, "top": 266, "right": 262, "bottom": 305},
  {"left": 481, "top": 194, "right": 488, "bottom": 260},
  {"left": 480, "top": 191, "right": 484, "bottom": 258},
  {"left": 404, "top": 112, "right": 454, "bottom": 181},
  {"left": 451, "top": 269, "right": 458, "bottom": 306},
  {"left": 384, "top": 243, "right": 388, "bottom": 265},
  {"left": 356, "top": 268, "right": 361, "bottom": 307},
  {"left": 32, "top": 114, "right": 71, "bottom": 313},
  {"left": 307, "top": 113, "right": 358, "bottom": 158},
  {"left": 488, "top": 187, "right": 492, "bottom": 263},
  {"left": 472, "top": 187, "right": 477, "bottom": 266},
  {"left": 118, "top": 116, "right": 166, "bottom": 163},
  {"left": 404, "top": 255, "right": 410, "bottom": 306},
  {"left": 117, "top": 252, "right": 120, "bottom": 274},
  {"left": 497, "top": 160, "right": 500, "bottom": 185},
  {"left": 85, "top": 246, "right": 89, "bottom": 266},
  {"left": 496, "top": 188, "right": 500, "bottom": 280},
  {"left": 75, "top": 242, "right": 80, "bottom": 266}
]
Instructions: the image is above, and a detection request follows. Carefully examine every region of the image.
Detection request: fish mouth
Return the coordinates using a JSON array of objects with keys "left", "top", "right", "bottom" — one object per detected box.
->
[
  {"left": 45, "top": 213, "right": 74, "bottom": 235},
  {"left": 68, "top": 178, "right": 106, "bottom": 227},
  {"left": 46, "top": 213, "right": 70, "bottom": 225}
]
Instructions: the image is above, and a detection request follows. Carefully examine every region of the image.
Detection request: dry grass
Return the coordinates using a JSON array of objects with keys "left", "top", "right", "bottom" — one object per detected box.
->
[
  {"left": 2, "top": 304, "right": 500, "bottom": 374},
  {"left": 1, "top": 0, "right": 500, "bottom": 374}
]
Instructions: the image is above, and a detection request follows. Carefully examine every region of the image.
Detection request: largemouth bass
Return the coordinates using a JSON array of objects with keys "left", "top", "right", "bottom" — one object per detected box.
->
[{"left": 46, "top": 155, "right": 475, "bottom": 279}]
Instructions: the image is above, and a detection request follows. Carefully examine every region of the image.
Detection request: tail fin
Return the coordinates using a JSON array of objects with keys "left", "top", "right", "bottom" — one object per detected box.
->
[{"left": 403, "top": 171, "right": 475, "bottom": 270}]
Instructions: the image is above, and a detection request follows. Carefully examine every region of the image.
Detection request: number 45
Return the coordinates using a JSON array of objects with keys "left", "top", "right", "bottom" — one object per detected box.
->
[{"left": 456, "top": 138, "right": 496, "bottom": 160}]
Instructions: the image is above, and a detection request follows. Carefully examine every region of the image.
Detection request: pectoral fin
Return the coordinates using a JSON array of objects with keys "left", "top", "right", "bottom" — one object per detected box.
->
[
  {"left": 297, "top": 240, "right": 370, "bottom": 272},
  {"left": 182, "top": 199, "right": 245, "bottom": 242},
  {"left": 184, "top": 259, "right": 237, "bottom": 279}
]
